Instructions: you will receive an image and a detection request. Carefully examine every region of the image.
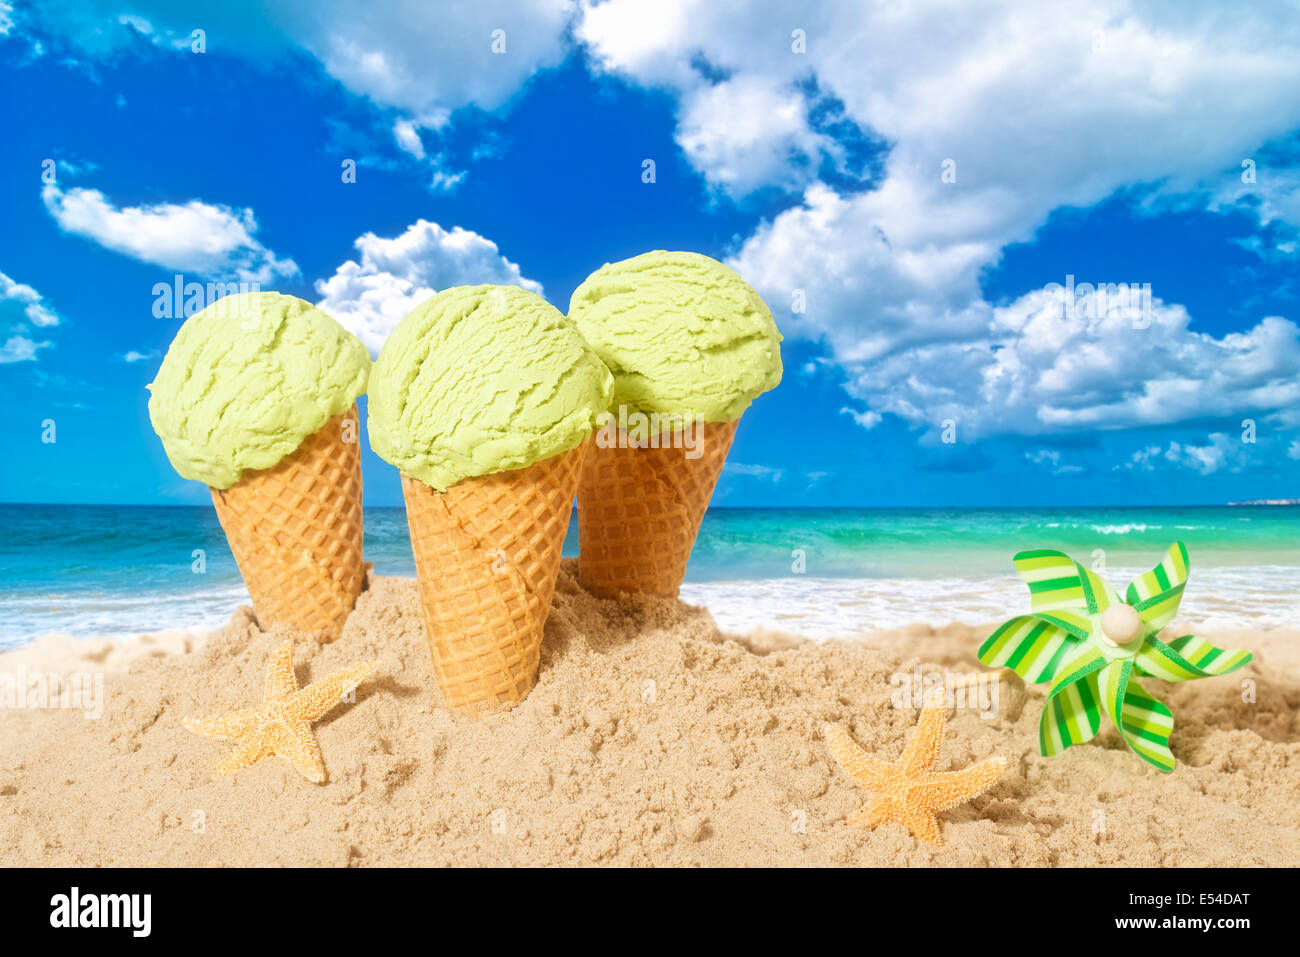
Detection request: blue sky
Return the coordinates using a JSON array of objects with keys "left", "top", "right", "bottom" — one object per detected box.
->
[{"left": 2, "top": 0, "right": 1299, "bottom": 507}]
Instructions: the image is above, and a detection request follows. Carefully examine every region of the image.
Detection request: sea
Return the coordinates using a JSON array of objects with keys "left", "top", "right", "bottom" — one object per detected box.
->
[{"left": 1, "top": 503, "right": 1296, "bottom": 649}]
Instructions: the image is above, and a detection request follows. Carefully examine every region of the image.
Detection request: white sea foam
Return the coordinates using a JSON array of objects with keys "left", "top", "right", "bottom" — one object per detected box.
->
[
  {"left": 5, "top": 565, "right": 1296, "bottom": 649},
  {"left": 0, "top": 584, "right": 249, "bottom": 648},
  {"left": 680, "top": 565, "right": 1300, "bottom": 640}
]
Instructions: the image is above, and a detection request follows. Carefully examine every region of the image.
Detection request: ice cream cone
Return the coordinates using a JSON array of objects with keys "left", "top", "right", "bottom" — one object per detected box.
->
[
  {"left": 210, "top": 405, "right": 365, "bottom": 641},
  {"left": 577, "top": 419, "right": 737, "bottom": 599},
  {"left": 566, "top": 251, "right": 781, "bottom": 597},
  {"left": 401, "top": 439, "right": 589, "bottom": 716}
]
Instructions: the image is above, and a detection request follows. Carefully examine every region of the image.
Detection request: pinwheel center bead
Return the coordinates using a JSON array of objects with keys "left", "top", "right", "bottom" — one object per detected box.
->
[{"left": 1100, "top": 604, "right": 1144, "bottom": 646}]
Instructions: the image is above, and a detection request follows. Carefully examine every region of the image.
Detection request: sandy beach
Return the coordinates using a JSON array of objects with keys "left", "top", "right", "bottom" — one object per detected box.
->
[{"left": 0, "top": 563, "right": 1296, "bottom": 867}]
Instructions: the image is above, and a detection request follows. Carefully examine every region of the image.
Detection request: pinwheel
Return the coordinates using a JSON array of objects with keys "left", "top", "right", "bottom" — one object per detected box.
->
[{"left": 978, "top": 542, "right": 1252, "bottom": 771}]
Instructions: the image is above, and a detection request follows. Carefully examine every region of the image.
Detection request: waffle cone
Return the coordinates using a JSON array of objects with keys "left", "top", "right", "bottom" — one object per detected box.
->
[
  {"left": 210, "top": 405, "right": 365, "bottom": 642},
  {"left": 577, "top": 419, "right": 737, "bottom": 599},
  {"left": 401, "top": 440, "right": 589, "bottom": 716}
]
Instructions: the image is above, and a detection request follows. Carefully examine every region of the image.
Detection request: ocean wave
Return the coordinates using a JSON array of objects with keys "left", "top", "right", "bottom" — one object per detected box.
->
[
  {"left": 1025, "top": 521, "right": 1217, "bottom": 533},
  {"left": 0, "top": 584, "right": 249, "bottom": 649},
  {"left": 3, "top": 565, "right": 1296, "bottom": 649},
  {"left": 2, "top": 502, "right": 1296, "bottom": 647},
  {"left": 681, "top": 565, "right": 1300, "bottom": 640}
]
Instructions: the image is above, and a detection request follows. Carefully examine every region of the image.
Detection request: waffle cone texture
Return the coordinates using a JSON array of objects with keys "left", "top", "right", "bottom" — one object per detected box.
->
[
  {"left": 577, "top": 419, "right": 737, "bottom": 599},
  {"left": 401, "top": 440, "right": 589, "bottom": 716},
  {"left": 210, "top": 405, "right": 365, "bottom": 642}
]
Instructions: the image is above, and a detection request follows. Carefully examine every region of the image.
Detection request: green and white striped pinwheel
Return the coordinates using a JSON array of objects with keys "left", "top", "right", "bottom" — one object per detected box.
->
[{"left": 978, "top": 543, "right": 1252, "bottom": 772}]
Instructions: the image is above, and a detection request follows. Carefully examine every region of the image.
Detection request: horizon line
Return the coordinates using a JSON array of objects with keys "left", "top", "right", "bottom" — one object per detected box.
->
[{"left": 0, "top": 500, "right": 1293, "bottom": 510}]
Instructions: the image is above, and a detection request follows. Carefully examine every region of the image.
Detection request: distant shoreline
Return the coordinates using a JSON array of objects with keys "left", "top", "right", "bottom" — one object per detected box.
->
[{"left": 1227, "top": 499, "right": 1300, "bottom": 506}]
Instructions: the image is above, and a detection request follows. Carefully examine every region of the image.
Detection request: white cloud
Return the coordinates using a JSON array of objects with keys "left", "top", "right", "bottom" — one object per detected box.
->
[
  {"left": 839, "top": 406, "right": 881, "bottom": 430},
  {"left": 117, "top": 13, "right": 152, "bottom": 35},
  {"left": 677, "top": 75, "right": 835, "bottom": 198},
  {"left": 1124, "top": 445, "right": 1163, "bottom": 472},
  {"left": 1165, "top": 435, "right": 1236, "bottom": 475},
  {"left": 0, "top": 271, "right": 59, "bottom": 364},
  {"left": 579, "top": 1, "right": 874, "bottom": 198},
  {"left": 122, "top": 350, "right": 157, "bottom": 363},
  {"left": 1124, "top": 434, "right": 1241, "bottom": 475},
  {"left": 1223, "top": 164, "right": 1300, "bottom": 227},
  {"left": 23, "top": 1, "right": 572, "bottom": 123},
  {"left": 582, "top": 1, "right": 1300, "bottom": 201},
  {"left": 315, "top": 219, "right": 543, "bottom": 355},
  {"left": 22, "top": 2, "right": 574, "bottom": 189},
  {"left": 1026, "top": 450, "right": 1084, "bottom": 475},
  {"left": 0, "top": 1, "right": 14, "bottom": 36},
  {"left": 278, "top": 1, "right": 571, "bottom": 115},
  {"left": 0, "top": 335, "right": 51, "bottom": 364},
  {"left": 1289, "top": 438, "right": 1300, "bottom": 460},
  {"left": 428, "top": 167, "right": 467, "bottom": 192},
  {"left": 0, "top": 271, "right": 61, "bottom": 327},
  {"left": 42, "top": 185, "right": 297, "bottom": 283},
  {"left": 675, "top": 1, "right": 1300, "bottom": 441},
  {"left": 389, "top": 118, "right": 469, "bottom": 190},
  {"left": 576, "top": 0, "right": 700, "bottom": 84},
  {"left": 734, "top": 182, "right": 994, "bottom": 364},
  {"left": 21, "top": 1, "right": 1300, "bottom": 452},
  {"left": 819, "top": 287, "right": 1300, "bottom": 441},
  {"left": 392, "top": 118, "right": 426, "bottom": 159},
  {"left": 1208, "top": 161, "right": 1300, "bottom": 257},
  {"left": 726, "top": 462, "right": 784, "bottom": 482},
  {"left": 55, "top": 156, "right": 98, "bottom": 178}
]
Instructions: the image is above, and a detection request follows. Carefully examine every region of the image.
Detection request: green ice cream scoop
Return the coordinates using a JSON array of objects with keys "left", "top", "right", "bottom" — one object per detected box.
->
[
  {"left": 567, "top": 250, "right": 782, "bottom": 425},
  {"left": 367, "top": 285, "right": 614, "bottom": 491},
  {"left": 147, "top": 291, "right": 370, "bottom": 489}
]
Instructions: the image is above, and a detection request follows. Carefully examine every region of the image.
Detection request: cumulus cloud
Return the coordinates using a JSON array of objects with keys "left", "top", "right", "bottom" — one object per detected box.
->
[
  {"left": 0, "top": 271, "right": 61, "bottom": 328},
  {"left": 42, "top": 185, "right": 297, "bottom": 283},
  {"left": 0, "top": 271, "right": 60, "bottom": 363},
  {"left": 579, "top": 1, "right": 880, "bottom": 198},
  {"left": 675, "top": 0, "right": 1300, "bottom": 445},
  {"left": 1166, "top": 436, "right": 1238, "bottom": 475},
  {"left": 392, "top": 118, "right": 426, "bottom": 159},
  {"left": 1208, "top": 159, "right": 1300, "bottom": 257},
  {"left": 315, "top": 219, "right": 543, "bottom": 355},
  {"left": 582, "top": 1, "right": 1300, "bottom": 201},
  {"left": 677, "top": 75, "right": 839, "bottom": 198},
  {"left": 21, "top": 0, "right": 1300, "bottom": 463},
  {"left": 823, "top": 287, "right": 1300, "bottom": 441},
  {"left": 273, "top": 1, "right": 570, "bottom": 116},
  {"left": 21, "top": 0, "right": 572, "bottom": 179},
  {"left": 1123, "top": 434, "right": 1243, "bottom": 475},
  {"left": 839, "top": 406, "right": 882, "bottom": 430},
  {"left": 1124, "top": 445, "right": 1163, "bottom": 471},
  {"left": 0, "top": 335, "right": 51, "bottom": 364},
  {"left": 733, "top": 182, "right": 994, "bottom": 363}
]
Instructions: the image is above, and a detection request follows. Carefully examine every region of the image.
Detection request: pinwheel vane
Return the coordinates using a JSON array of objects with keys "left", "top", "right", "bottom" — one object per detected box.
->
[{"left": 978, "top": 542, "right": 1252, "bottom": 772}]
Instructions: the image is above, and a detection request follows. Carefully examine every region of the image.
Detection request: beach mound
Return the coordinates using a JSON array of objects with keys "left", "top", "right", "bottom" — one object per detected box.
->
[{"left": 1, "top": 564, "right": 1297, "bottom": 866}]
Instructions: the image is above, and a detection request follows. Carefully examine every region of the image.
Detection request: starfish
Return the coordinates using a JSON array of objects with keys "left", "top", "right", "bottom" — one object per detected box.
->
[
  {"left": 184, "top": 639, "right": 381, "bottom": 784},
  {"left": 825, "top": 698, "right": 1006, "bottom": 845}
]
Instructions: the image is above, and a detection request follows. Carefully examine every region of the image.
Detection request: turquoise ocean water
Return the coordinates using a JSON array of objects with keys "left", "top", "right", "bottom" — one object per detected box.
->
[{"left": 1, "top": 503, "right": 1296, "bottom": 647}]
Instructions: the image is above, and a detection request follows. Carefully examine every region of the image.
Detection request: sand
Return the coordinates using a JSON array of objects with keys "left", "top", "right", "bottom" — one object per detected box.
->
[{"left": 1, "top": 563, "right": 1296, "bottom": 867}]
